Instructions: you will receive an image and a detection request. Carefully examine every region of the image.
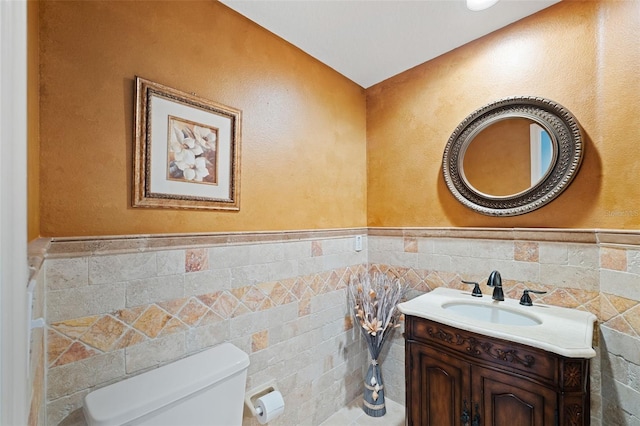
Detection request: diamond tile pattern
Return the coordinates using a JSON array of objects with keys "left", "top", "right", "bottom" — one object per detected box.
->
[
  {"left": 47, "top": 261, "right": 632, "bottom": 371},
  {"left": 48, "top": 267, "right": 359, "bottom": 367}
]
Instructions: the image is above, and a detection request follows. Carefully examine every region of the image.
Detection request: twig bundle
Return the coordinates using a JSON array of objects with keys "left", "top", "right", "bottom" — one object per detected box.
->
[{"left": 348, "top": 272, "right": 406, "bottom": 361}]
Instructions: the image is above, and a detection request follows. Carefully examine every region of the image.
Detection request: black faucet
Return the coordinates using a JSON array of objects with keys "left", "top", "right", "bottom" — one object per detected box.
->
[{"left": 487, "top": 270, "right": 504, "bottom": 301}]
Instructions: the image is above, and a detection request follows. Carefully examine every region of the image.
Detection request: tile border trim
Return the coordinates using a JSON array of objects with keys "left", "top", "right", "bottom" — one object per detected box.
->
[{"left": 29, "top": 227, "right": 640, "bottom": 261}]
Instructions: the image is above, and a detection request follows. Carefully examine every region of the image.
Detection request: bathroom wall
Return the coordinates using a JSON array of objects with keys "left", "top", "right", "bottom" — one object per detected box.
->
[
  {"left": 31, "top": 0, "right": 640, "bottom": 425},
  {"left": 369, "top": 228, "right": 640, "bottom": 426},
  {"left": 37, "top": 0, "right": 367, "bottom": 237},
  {"left": 364, "top": 1, "right": 640, "bottom": 424},
  {"left": 42, "top": 231, "right": 369, "bottom": 425},
  {"left": 366, "top": 0, "right": 640, "bottom": 230}
]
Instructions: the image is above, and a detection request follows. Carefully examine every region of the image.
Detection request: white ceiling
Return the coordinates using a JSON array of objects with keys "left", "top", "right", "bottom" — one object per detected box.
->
[{"left": 220, "top": 0, "right": 560, "bottom": 88}]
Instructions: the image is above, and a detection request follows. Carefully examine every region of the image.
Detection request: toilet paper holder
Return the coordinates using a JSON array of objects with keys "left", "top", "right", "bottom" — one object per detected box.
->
[{"left": 244, "top": 381, "right": 280, "bottom": 418}]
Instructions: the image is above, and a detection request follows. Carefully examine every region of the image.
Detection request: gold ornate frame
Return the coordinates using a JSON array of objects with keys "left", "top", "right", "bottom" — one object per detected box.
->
[{"left": 133, "top": 77, "right": 241, "bottom": 211}]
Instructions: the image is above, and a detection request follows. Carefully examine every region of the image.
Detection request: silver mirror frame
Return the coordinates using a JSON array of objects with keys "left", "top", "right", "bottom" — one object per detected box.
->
[{"left": 442, "top": 96, "right": 584, "bottom": 216}]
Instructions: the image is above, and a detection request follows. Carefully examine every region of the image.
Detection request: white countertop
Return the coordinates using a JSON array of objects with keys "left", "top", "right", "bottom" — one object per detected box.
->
[{"left": 398, "top": 287, "right": 597, "bottom": 359}]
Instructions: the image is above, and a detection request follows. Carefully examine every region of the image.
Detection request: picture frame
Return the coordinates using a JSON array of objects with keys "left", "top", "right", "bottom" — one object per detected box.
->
[{"left": 133, "top": 77, "right": 241, "bottom": 210}]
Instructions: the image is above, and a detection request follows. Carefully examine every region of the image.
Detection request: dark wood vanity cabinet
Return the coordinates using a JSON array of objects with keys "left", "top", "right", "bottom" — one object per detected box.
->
[{"left": 405, "top": 316, "right": 590, "bottom": 426}]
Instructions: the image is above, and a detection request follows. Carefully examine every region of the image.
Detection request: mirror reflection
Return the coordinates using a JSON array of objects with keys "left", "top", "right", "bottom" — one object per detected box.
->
[
  {"left": 441, "top": 96, "right": 584, "bottom": 216},
  {"left": 461, "top": 118, "right": 554, "bottom": 197}
]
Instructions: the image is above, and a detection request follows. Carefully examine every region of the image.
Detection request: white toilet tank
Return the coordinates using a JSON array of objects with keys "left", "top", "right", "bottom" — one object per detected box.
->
[{"left": 83, "top": 343, "right": 250, "bottom": 426}]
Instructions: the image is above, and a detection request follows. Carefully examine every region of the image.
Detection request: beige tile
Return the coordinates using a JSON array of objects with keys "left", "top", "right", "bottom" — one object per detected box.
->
[
  {"left": 124, "top": 333, "right": 185, "bottom": 374},
  {"left": 601, "top": 270, "right": 640, "bottom": 301},
  {"left": 183, "top": 269, "right": 231, "bottom": 295},
  {"left": 47, "top": 350, "right": 125, "bottom": 400},
  {"left": 46, "top": 389, "right": 89, "bottom": 426},
  {"left": 628, "top": 250, "right": 640, "bottom": 275},
  {"left": 89, "top": 252, "right": 156, "bottom": 285},
  {"left": 45, "top": 257, "right": 88, "bottom": 290},
  {"left": 185, "top": 322, "right": 230, "bottom": 353},
  {"left": 156, "top": 250, "right": 184, "bottom": 276},
  {"left": 539, "top": 243, "right": 568, "bottom": 265},
  {"left": 126, "top": 275, "right": 184, "bottom": 307},
  {"left": 47, "top": 284, "right": 125, "bottom": 323}
]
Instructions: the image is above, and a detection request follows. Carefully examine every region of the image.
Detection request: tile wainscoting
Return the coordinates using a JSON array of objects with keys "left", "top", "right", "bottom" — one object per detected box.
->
[{"left": 28, "top": 228, "right": 640, "bottom": 425}]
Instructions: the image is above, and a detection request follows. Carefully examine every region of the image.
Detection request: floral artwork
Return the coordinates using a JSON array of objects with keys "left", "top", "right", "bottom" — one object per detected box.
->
[
  {"left": 133, "top": 77, "right": 241, "bottom": 211},
  {"left": 168, "top": 117, "right": 218, "bottom": 185}
]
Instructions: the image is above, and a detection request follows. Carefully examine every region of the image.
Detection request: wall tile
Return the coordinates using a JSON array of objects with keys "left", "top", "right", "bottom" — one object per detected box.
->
[
  {"left": 125, "top": 333, "right": 186, "bottom": 374},
  {"left": 89, "top": 252, "right": 156, "bottom": 284},
  {"left": 601, "top": 247, "right": 628, "bottom": 271},
  {"left": 47, "top": 283, "right": 125, "bottom": 323},
  {"left": 184, "top": 269, "right": 231, "bottom": 295},
  {"left": 45, "top": 257, "right": 88, "bottom": 290},
  {"left": 515, "top": 241, "right": 539, "bottom": 262},
  {"left": 156, "top": 250, "right": 184, "bottom": 276},
  {"left": 39, "top": 231, "right": 640, "bottom": 426},
  {"left": 601, "top": 270, "right": 640, "bottom": 301},
  {"left": 539, "top": 243, "right": 568, "bottom": 264},
  {"left": 185, "top": 248, "right": 208, "bottom": 272},
  {"left": 126, "top": 274, "right": 184, "bottom": 307},
  {"left": 628, "top": 250, "right": 640, "bottom": 275},
  {"left": 208, "top": 245, "right": 252, "bottom": 269},
  {"left": 415, "top": 253, "right": 452, "bottom": 272},
  {"left": 540, "top": 264, "right": 598, "bottom": 291},
  {"left": 46, "top": 390, "right": 89, "bottom": 426},
  {"left": 47, "top": 351, "right": 125, "bottom": 400}
]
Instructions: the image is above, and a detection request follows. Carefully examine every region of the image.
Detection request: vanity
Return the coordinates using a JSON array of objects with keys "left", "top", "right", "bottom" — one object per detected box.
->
[{"left": 398, "top": 287, "right": 597, "bottom": 426}]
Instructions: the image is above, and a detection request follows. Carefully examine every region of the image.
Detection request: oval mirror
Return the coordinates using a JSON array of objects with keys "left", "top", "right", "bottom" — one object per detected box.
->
[{"left": 442, "top": 97, "right": 584, "bottom": 216}]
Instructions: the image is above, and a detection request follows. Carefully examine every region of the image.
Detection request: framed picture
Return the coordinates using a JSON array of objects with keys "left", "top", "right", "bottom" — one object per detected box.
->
[{"left": 133, "top": 77, "right": 241, "bottom": 210}]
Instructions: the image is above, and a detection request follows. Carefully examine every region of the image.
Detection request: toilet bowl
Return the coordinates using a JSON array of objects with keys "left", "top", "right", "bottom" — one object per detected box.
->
[{"left": 83, "top": 343, "right": 250, "bottom": 426}]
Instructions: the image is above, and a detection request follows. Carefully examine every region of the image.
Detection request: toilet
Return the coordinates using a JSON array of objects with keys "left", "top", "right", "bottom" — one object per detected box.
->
[{"left": 83, "top": 343, "right": 250, "bottom": 426}]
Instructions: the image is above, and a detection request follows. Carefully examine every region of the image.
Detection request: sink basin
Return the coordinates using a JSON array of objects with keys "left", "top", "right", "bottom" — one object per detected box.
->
[
  {"left": 442, "top": 302, "right": 541, "bottom": 326},
  {"left": 397, "top": 287, "right": 598, "bottom": 358}
]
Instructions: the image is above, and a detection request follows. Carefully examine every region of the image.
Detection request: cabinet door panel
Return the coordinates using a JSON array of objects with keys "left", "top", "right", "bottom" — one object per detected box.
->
[
  {"left": 408, "top": 342, "right": 470, "bottom": 426},
  {"left": 474, "top": 366, "right": 557, "bottom": 426}
]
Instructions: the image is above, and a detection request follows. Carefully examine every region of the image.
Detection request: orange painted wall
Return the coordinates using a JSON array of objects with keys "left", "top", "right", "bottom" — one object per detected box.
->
[
  {"left": 367, "top": 1, "right": 640, "bottom": 229},
  {"left": 38, "top": 1, "right": 367, "bottom": 237},
  {"left": 28, "top": 0, "right": 40, "bottom": 241}
]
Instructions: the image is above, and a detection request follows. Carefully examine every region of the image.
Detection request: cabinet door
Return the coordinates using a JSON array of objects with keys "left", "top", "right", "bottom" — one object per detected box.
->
[
  {"left": 473, "top": 365, "right": 557, "bottom": 426},
  {"left": 407, "top": 342, "right": 471, "bottom": 426}
]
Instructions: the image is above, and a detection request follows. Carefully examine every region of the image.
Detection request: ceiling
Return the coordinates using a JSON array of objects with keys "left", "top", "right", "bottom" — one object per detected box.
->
[{"left": 220, "top": 0, "right": 560, "bottom": 88}]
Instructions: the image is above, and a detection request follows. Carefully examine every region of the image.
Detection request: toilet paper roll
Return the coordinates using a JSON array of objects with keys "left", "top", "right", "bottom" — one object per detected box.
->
[{"left": 255, "top": 390, "right": 285, "bottom": 424}]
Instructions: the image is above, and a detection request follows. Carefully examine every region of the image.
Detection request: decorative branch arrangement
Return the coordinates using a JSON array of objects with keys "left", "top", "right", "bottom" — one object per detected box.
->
[{"left": 348, "top": 272, "right": 407, "bottom": 416}]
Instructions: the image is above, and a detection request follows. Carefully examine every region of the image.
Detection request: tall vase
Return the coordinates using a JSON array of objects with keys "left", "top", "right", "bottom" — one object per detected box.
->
[{"left": 363, "top": 359, "right": 386, "bottom": 417}]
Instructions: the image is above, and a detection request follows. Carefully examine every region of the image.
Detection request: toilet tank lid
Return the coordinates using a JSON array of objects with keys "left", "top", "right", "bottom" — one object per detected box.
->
[{"left": 83, "top": 343, "right": 250, "bottom": 426}]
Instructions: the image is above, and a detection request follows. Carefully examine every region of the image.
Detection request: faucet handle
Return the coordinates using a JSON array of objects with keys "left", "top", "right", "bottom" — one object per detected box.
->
[
  {"left": 461, "top": 280, "right": 483, "bottom": 297},
  {"left": 519, "top": 289, "right": 547, "bottom": 306}
]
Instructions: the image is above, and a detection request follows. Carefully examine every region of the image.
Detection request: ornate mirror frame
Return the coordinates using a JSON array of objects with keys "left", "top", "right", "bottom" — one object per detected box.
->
[{"left": 442, "top": 96, "right": 584, "bottom": 216}]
